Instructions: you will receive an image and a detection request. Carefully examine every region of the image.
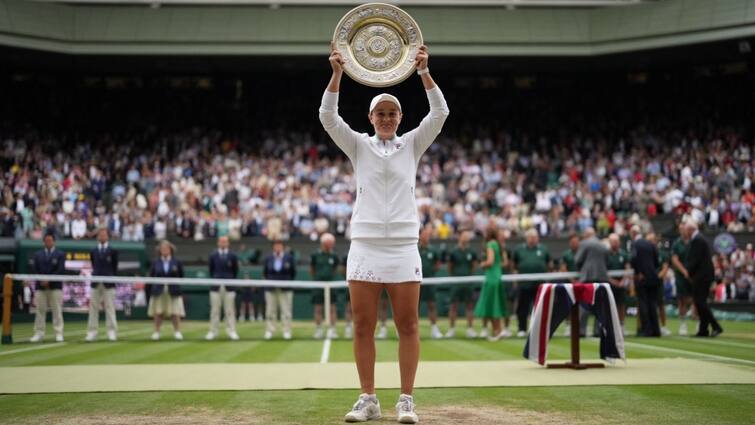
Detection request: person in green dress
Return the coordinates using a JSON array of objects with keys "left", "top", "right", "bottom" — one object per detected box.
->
[{"left": 474, "top": 227, "right": 509, "bottom": 341}]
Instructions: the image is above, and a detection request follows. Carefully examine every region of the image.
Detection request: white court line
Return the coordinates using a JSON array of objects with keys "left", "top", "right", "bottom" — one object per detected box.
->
[
  {"left": 674, "top": 337, "right": 755, "bottom": 350},
  {"left": 1, "top": 327, "right": 161, "bottom": 354},
  {"left": 320, "top": 338, "right": 332, "bottom": 364},
  {"left": 625, "top": 341, "right": 755, "bottom": 366},
  {"left": 0, "top": 342, "right": 67, "bottom": 356}
]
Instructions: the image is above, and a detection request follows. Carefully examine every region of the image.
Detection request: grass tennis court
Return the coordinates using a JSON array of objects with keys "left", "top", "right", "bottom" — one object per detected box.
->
[{"left": 1, "top": 317, "right": 754, "bottom": 424}]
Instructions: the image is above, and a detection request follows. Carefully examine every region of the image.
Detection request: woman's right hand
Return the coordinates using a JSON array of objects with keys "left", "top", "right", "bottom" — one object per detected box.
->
[{"left": 329, "top": 42, "right": 345, "bottom": 74}]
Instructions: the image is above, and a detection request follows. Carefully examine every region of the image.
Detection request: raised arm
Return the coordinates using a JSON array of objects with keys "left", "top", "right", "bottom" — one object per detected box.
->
[
  {"left": 409, "top": 45, "right": 450, "bottom": 158},
  {"left": 318, "top": 43, "right": 359, "bottom": 160}
]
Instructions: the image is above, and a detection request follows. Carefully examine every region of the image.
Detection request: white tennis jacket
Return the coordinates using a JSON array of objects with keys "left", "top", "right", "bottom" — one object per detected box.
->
[{"left": 319, "top": 86, "right": 450, "bottom": 240}]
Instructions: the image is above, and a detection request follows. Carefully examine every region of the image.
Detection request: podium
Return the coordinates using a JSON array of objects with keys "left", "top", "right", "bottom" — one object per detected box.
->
[{"left": 524, "top": 283, "right": 625, "bottom": 368}]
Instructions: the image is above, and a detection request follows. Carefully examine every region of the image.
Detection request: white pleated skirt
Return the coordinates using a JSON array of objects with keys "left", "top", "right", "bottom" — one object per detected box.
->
[{"left": 346, "top": 239, "right": 422, "bottom": 283}]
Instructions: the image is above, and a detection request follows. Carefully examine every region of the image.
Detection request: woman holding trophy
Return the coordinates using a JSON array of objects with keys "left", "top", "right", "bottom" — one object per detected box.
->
[{"left": 319, "top": 4, "right": 449, "bottom": 423}]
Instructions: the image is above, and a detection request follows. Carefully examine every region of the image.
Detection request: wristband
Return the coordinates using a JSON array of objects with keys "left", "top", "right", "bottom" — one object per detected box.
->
[{"left": 417, "top": 68, "right": 429, "bottom": 75}]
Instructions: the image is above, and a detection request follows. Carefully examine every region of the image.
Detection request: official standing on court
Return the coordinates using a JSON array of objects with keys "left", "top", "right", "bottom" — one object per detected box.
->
[
  {"left": 86, "top": 228, "right": 119, "bottom": 342},
  {"left": 206, "top": 236, "right": 240, "bottom": 341},
  {"left": 148, "top": 240, "right": 185, "bottom": 341},
  {"left": 418, "top": 226, "right": 443, "bottom": 339},
  {"left": 311, "top": 233, "right": 341, "bottom": 339},
  {"left": 684, "top": 220, "right": 723, "bottom": 337},
  {"left": 30, "top": 232, "right": 67, "bottom": 343},
  {"left": 263, "top": 239, "right": 296, "bottom": 340},
  {"left": 512, "top": 229, "right": 551, "bottom": 338},
  {"left": 446, "top": 231, "right": 478, "bottom": 338},
  {"left": 631, "top": 231, "right": 661, "bottom": 337}
]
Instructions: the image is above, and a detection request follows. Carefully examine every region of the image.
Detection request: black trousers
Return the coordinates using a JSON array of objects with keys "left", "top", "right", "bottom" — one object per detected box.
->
[
  {"left": 636, "top": 282, "right": 660, "bottom": 337},
  {"left": 693, "top": 280, "right": 722, "bottom": 335},
  {"left": 517, "top": 284, "right": 538, "bottom": 332}
]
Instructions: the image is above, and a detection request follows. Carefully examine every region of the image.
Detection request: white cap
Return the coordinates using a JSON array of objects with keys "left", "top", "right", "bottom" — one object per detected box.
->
[{"left": 369, "top": 93, "right": 401, "bottom": 113}]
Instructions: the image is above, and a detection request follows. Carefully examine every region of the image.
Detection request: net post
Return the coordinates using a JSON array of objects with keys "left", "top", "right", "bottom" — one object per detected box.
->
[
  {"left": 2, "top": 274, "right": 13, "bottom": 344},
  {"left": 324, "top": 283, "right": 332, "bottom": 329}
]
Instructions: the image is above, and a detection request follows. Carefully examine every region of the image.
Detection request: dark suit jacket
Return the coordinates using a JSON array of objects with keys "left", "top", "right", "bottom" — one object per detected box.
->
[
  {"left": 263, "top": 253, "right": 296, "bottom": 291},
  {"left": 686, "top": 232, "right": 715, "bottom": 289},
  {"left": 32, "top": 248, "right": 67, "bottom": 290},
  {"left": 630, "top": 238, "right": 660, "bottom": 288},
  {"left": 90, "top": 245, "right": 118, "bottom": 288},
  {"left": 209, "top": 251, "right": 239, "bottom": 291},
  {"left": 149, "top": 258, "right": 183, "bottom": 296}
]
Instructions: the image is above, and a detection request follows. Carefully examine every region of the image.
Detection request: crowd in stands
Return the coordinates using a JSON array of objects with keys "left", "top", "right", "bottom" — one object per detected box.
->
[{"left": 1, "top": 67, "right": 753, "bottom": 301}]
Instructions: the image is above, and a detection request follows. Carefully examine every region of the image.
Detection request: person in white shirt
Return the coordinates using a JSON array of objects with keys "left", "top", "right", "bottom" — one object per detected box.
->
[{"left": 320, "top": 42, "right": 449, "bottom": 424}]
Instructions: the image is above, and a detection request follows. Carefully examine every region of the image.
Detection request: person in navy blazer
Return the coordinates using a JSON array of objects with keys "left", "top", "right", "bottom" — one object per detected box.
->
[
  {"left": 206, "top": 236, "right": 240, "bottom": 341},
  {"left": 262, "top": 239, "right": 296, "bottom": 340},
  {"left": 148, "top": 240, "right": 185, "bottom": 341},
  {"left": 631, "top": 231, "right": 661, "bottom": 337},
  {"left": 86, "top": 228, "right": 119, "bottom": 342},
  {"left": 30, "top": 232, "right": 67, "bottom": 343},
  {"left": 684, "top": 220, "right": 723, "bottom": 337}
]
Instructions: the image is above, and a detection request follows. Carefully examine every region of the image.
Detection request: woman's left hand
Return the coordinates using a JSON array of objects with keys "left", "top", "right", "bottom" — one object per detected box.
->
[{"left": 415, "top": 45, "right": 429, "bottom": 70}]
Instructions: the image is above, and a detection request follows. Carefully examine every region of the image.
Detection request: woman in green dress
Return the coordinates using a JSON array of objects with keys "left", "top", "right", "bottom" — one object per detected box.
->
[{"left": 474, "top": 226, "right": 508, "bottom": 341}]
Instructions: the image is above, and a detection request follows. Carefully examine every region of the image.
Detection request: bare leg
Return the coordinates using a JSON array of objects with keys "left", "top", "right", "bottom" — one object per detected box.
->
[
  {"left": 465, "top": 302, "right": 475, "bottom": 328},
  {"left": 314, "top": 304, "right": 323, "bottom": 327},
  {"left": 448, "top": 302, "right": 458, "bottom": 329},
  {"left": 171, "top": 315, "right": 180, "bottom": 332},
  {"left": 154, "top": 315, "right": 162, "bottom": 332},
  {"left": 349, "top": 281, "right": 383, "bottom": 394},
  {"left": 426, "top": 301, "right": 438, "bottom": 325},
  {"left": 385, "top": 282, "right": 421, "bottom": 395}
]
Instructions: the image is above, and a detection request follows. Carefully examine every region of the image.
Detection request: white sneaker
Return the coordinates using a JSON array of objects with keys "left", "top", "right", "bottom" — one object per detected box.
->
[
  {"left": 465, "top": 328, "right": 478, "bottom": 338},
  {"left": 314, "top": 327, "right": 324, "bottom": 340},
  {"left": 345, "top": 324, "right": 353, "bottom": 339},
  {"left": 228, "top": 331, "right": 240, "bottom": 341},
  {"left": 107, "top": 330, "right": 117, "bottom": 341},
  {"left": 264, "top": 331, "right": 273, "bottom": 340},
  {"left": 444, "top": 328, "right": 456, "bottom": 338},
  {"left": 501, "top": 328, "right": 512, "bottom": 338},
  {"left": 283, "top": 331, "right": 292, "bottom": 340},
  {"left": 85, "top": 331, "right": 97, "bottom": 342},
  {"left": 430, "top": 325, "right": 443, "bottom": 339},
  {"left": 151, "top": 332, "right": 160, "bottom": 341},
  {"left": 479, "top": 328, "right": 489, "bottom": 339},
  {"left": 517, "top": 330, "right": 526, "bottom": 338},
  {"left": 326, "top": 327, "right": 339, "bottom": 339},
  {"left": 376, "top": 325, "right": 388, "bottom": 340},
  {"left": 174, "top": 331, "right": 184, "bottom": 341},
  {"left": 679, "top": 322, "right": 688, "bottom": 336},
  {"left": 205, "top": 331, "right": 217, "bottom": 341},
  {"left": 661, "top": 327, "right": 672, "bottom": 337},
  {"left": 29, "top": 333, "right": 44, "bottom": 343},
  {"left": 55, "top": 334, "right": 64, "bottom": 342},
  {"left": 396, "top": 394, "right": 418, "bottom": 424},
  {"left": 344, "top": 393, "right": 381, "bottom": 422}
]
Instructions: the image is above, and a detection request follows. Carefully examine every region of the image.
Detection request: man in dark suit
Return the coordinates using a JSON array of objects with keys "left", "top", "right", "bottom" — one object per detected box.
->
[
  {"left": 263, "top": 240, "right": 296, "bottom": 340},
  {"left": 206, "top": 236, "right": 240, "bottom": 341},
  {"left": 30, "top": 232, "right": 67, "bottom": 343},
  {"left": 86, "top": 228, "right": 119, "bottom": 342},
  {"left": 631, "top": 231, "right": 661, "bottom": 337},
  {"left": 684, "top": 221, "right": 723, "bottom": 337}
]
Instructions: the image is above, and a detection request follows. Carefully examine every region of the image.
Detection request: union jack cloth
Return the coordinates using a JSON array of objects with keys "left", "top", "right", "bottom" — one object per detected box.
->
[{"left": 523, "top": 283, "right": 626, "bottom": 366}]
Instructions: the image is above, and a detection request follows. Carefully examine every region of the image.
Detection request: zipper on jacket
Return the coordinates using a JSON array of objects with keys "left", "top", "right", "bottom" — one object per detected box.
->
[{"left": 383, "top": 149, "right": 389, "bottom": 238}]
